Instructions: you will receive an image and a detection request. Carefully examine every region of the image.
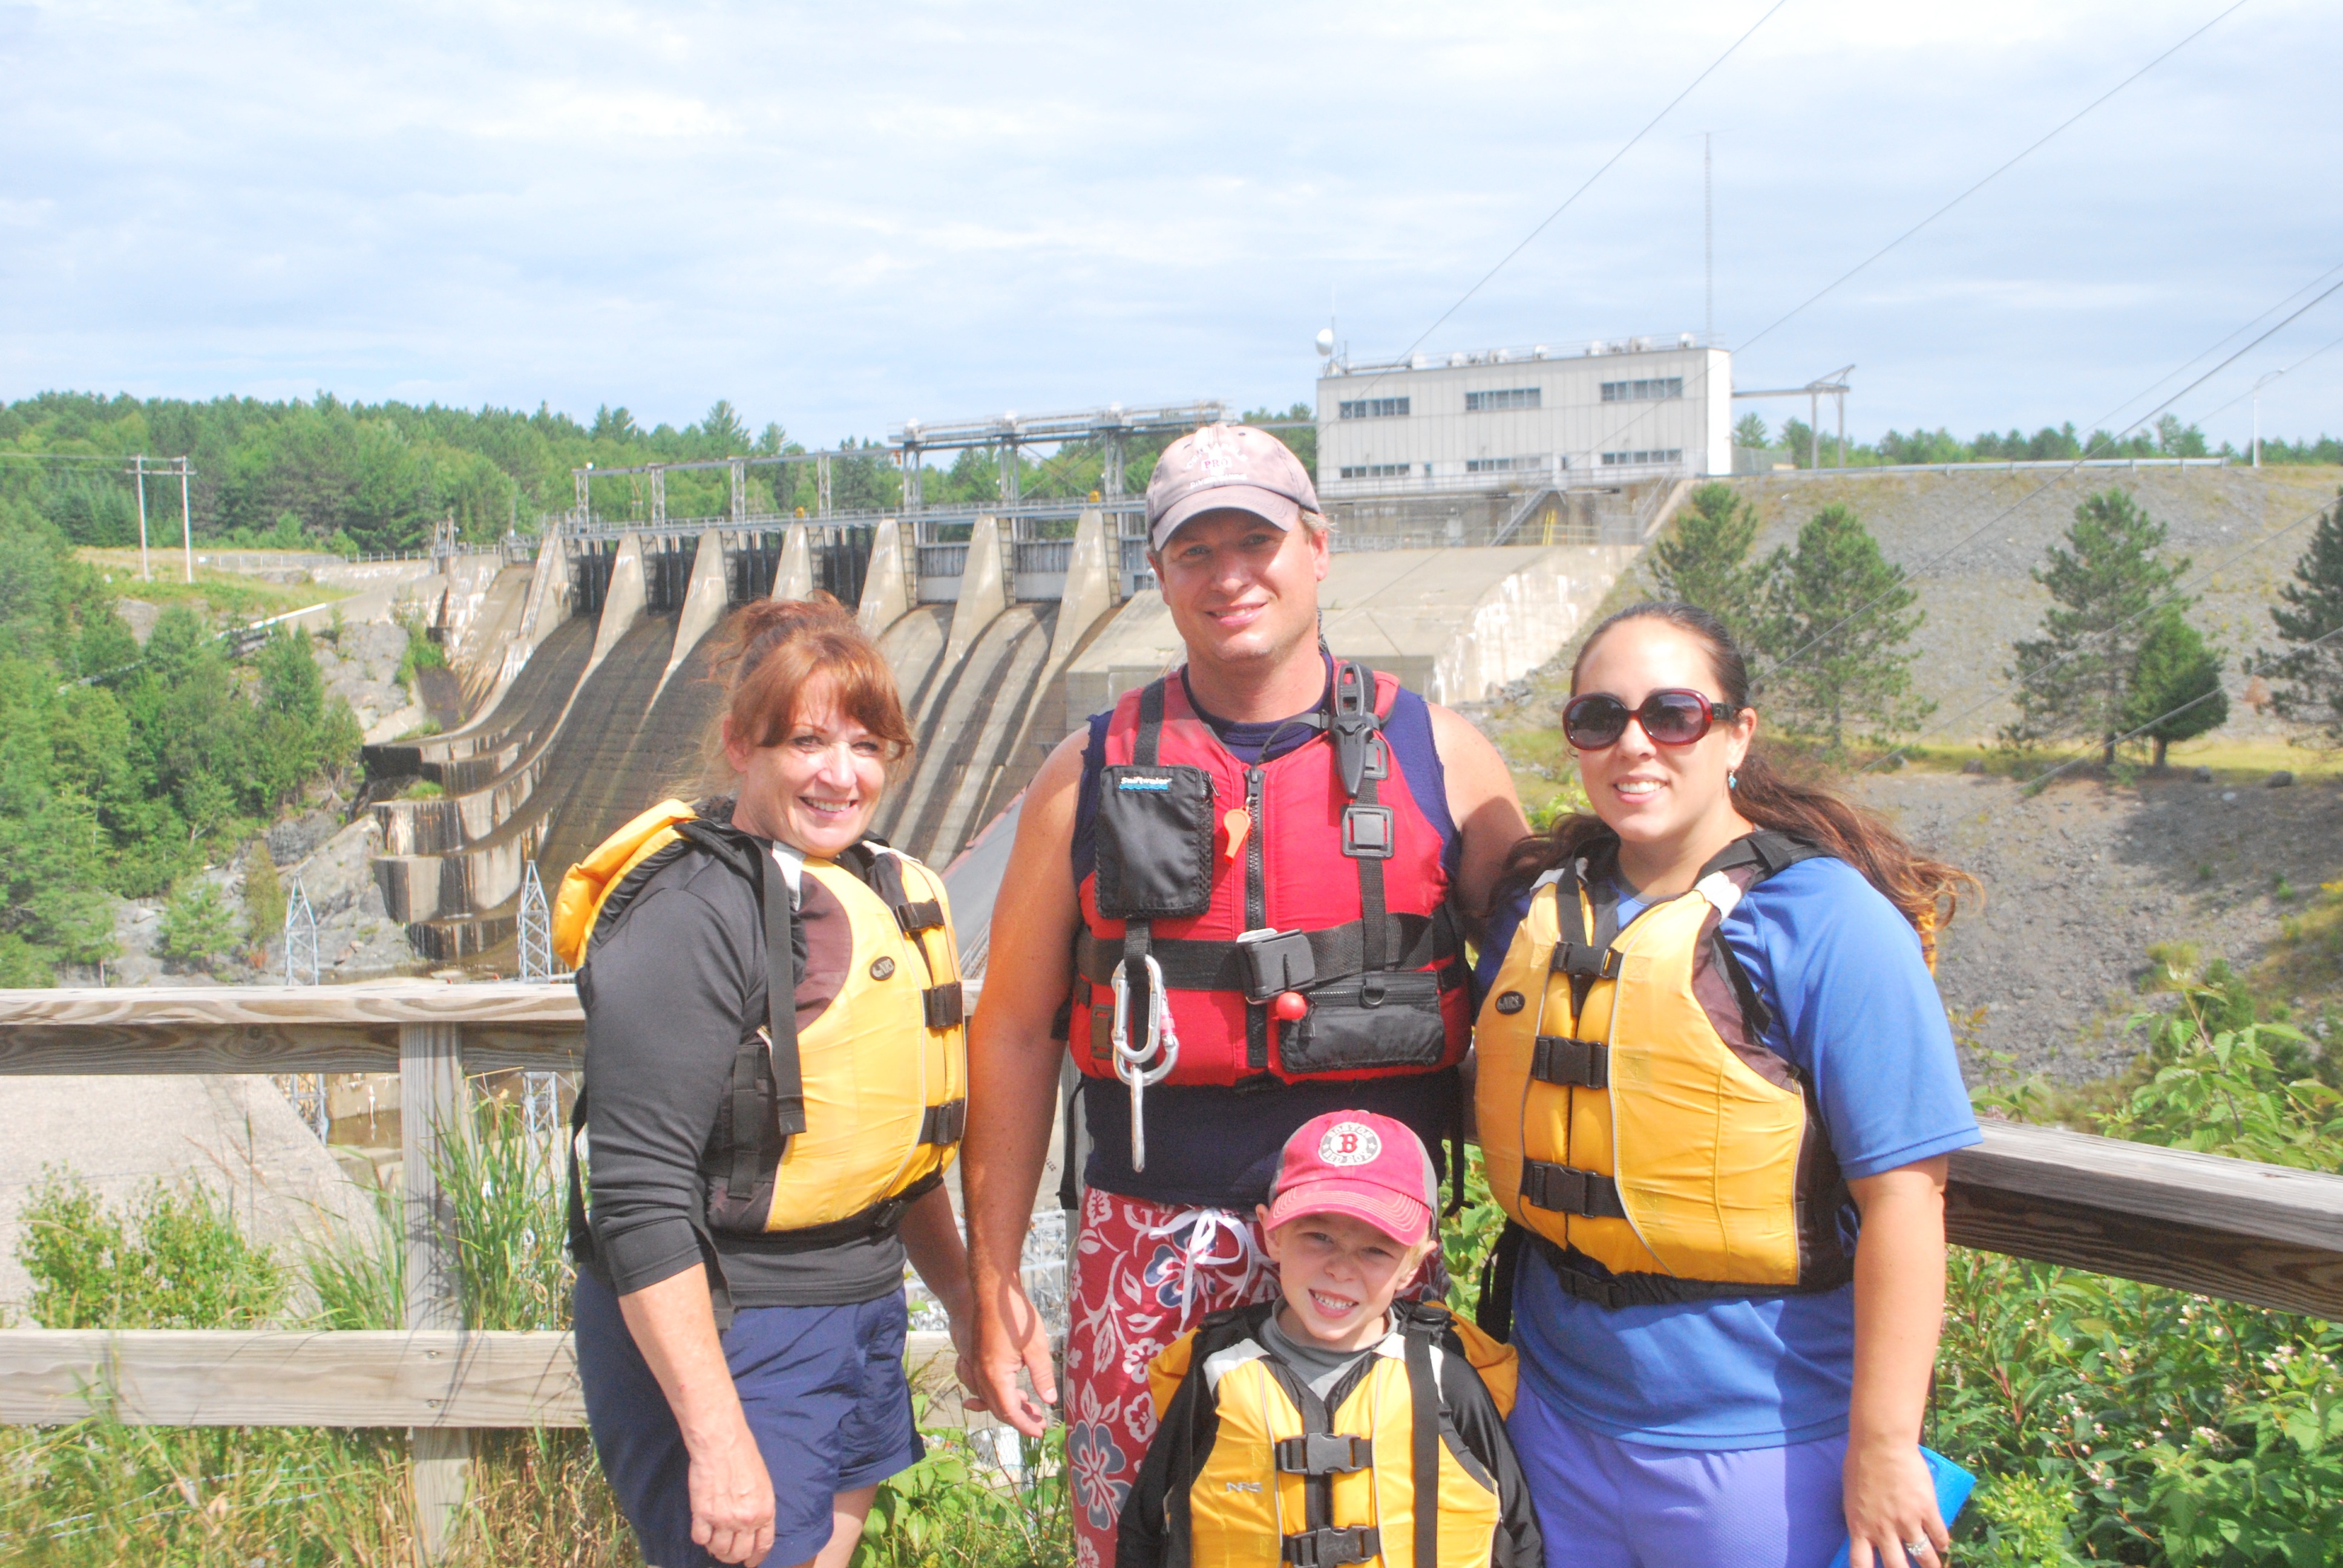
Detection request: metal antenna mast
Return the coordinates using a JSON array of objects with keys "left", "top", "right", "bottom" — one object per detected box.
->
[
  {"left": 280, "top": 877, "right": 327, "bottom": 1141},
  {"left": 517, "top": 861, "right": 562, "bottom": 1174},
  {"left": 1704, "top": 132, "right": 1714, "bottom": 347}
]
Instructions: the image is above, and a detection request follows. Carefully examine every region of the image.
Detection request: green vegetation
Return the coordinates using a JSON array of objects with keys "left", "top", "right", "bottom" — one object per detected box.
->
[
  {"left": 2007, "top": 490, "right": 2223, "bottom": 765},
  {"left": 2252, "top": 488, "right": 2343, "bottom": 742},
  {"left": 154, "top": 880, "right": 244, "bottom": 973},
  {"left": 1760, "top": 501, "right": 1932, "bottom": 753},
  {"left": 1645, "top": 482, "right": 1767, "bottom": 645},
  {"left": 1640, "top": 489, "right": 1930, "bottom": 753},
  {"left": 2126, "top": 608, "right": 2229, "bottom": 766},
  {"left": 2, "top": 1094, "right": 1072, "bottom": 1567},
  {"left": 2, "top": 391, "right": 1318, "bottom": 560},
  {"left": 1732, "top": 410, "right": 2321, "bottom": 469},
  {"left": 0, "top": 496, "right": 362, "bottom": 981}
]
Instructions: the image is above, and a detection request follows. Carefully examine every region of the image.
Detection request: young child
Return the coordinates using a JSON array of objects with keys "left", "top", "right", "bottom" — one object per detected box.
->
[{"left": 1119, "top": 1111, "right": 1544, "bottom": 1568}]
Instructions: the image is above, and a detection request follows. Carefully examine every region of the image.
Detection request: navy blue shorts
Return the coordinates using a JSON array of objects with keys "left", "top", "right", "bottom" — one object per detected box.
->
[{"left": 575, "top": 1271, "right": 925, "bottom": 1568}]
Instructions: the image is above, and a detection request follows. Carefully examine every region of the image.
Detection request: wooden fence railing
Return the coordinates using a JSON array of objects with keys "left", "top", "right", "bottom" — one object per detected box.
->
[{"left": 3, "top": 982, "right": 2342, "bottom": 1560}]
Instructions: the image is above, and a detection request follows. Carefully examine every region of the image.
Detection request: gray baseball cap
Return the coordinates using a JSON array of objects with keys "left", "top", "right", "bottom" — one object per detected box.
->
[{"left": 1144, "top": 423, "right": 1320, "bottom": 550}]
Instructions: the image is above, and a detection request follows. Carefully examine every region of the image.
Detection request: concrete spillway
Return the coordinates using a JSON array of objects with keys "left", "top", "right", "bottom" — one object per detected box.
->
[{"left": 369, "top": 507, "right": 1658, "bottom": 964}]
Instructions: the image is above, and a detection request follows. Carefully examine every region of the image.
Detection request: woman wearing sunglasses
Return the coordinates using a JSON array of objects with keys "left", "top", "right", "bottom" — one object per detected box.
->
[{"left": 1472, "top": 601, "right": 1978, "bottom": 1568}]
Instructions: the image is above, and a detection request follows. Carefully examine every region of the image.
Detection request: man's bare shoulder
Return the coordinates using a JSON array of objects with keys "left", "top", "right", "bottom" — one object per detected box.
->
[{"left": 1424, "top": 699, "right": 1510, "bottom": 778}]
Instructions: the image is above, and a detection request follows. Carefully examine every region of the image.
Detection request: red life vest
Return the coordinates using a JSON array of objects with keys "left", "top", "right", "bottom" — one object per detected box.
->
[{"left": 1071, "top": 662, "right": 1470, "bottom": 1143}]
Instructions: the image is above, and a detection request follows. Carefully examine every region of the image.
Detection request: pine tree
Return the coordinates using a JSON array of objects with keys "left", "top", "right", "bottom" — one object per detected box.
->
[
  {"left": 2125, "top": 608, "right": 2226, "bottom": 767},
  {"left": 2251, "top": 487, "right": 2343, "bottom": 740},
  {"left": 1759, "top": 503, "right": 1931, "bottom": 753},
  {"left": 1646, "top": 483, "right": 1768, "bottom": 647},
  {"left": 2007, "top": 489, "right": 2189, "bottom": 763}
]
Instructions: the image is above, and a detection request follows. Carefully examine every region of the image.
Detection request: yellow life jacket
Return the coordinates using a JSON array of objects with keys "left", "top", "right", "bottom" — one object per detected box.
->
[
  {"left": 1473, "top": 831, "right": 1852, "bottom": 1312},
  {"left": 557, "top": 799, "right": 966, "bottom": 1247},
  {"left": 1132, "top": 1302, "right": 1523, "bottom": 1568}
]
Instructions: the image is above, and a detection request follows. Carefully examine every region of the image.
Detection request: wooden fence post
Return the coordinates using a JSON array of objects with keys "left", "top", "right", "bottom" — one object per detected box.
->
[{"left": 402, "top": 1021, "right": 470, "bottom": 1564}]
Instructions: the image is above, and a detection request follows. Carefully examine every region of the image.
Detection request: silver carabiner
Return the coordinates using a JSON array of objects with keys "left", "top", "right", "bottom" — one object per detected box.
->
[{"left": 1109, "top": 953, "right": 1180, "bottom": 1171}]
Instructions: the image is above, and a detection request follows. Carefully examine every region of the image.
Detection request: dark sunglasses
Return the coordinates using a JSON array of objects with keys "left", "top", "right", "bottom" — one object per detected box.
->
[{"left": 1563, "top": 688, "right": 1743, "bottom": 750}]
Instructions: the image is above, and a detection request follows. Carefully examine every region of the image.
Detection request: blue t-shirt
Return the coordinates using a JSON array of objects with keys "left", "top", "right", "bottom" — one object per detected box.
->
[{"left": 1475, "top": 855, "right": 1981, "bottom": 1450}]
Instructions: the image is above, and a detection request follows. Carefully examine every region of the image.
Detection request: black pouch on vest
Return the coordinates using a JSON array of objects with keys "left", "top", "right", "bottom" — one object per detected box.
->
[
  {"left": 1093, "top": 763, "right": 1216, "bottom": 919},
  {"left": 1279, "top": 969, "right": 1449, "bottom": 1074}
]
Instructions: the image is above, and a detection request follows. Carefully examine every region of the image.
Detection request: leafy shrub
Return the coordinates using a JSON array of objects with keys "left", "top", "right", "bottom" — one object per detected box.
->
[
  {"left": 16, "top": 1171, "right": 286, "bottom": 1330},
  {"left": 1935, "top": 999, "right": 2343, "bottom": 1566},
  {"left": 856, "top": 1411, "right": 1070, "bottom": 1568},
  {"left": 155, "top": 878, "right": 243, "bottom": 971}
]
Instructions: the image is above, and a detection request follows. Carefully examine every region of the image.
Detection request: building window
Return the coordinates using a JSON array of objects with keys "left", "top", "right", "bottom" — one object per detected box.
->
[
  {"left": 1465, "top": 456, "right": 1544, "bottom": 473},
  {"left": 1599, "top": 378, "right": 1684, "bottom": 402},
  {"left": 1599, "top": 449, "right": 1683, "bottom": 467},
  {"left": 1464, "top": 387, "right": 1541, "bottom": 413},
  {"left": 1338, "top": 463, "right": 1416, "bottom": 479},
  {"left": 1337, "top": 397, "right": 1411, "bottom": 420}
]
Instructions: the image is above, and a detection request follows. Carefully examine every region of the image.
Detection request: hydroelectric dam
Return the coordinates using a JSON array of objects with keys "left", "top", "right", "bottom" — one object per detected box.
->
[{"left": 362, "top": 407, "right": 1679, "bottom": 966}]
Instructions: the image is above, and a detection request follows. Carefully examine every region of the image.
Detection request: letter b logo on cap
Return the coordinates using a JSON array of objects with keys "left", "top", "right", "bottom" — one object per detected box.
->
[{"left": 1317, "top": 1122, "right": 1381, "bottom": 1166}]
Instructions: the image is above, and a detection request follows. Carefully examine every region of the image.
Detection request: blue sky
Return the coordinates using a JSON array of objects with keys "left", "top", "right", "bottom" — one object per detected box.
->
[{"left": 3, "top": 0, "right": 2338, "bottom": 450}]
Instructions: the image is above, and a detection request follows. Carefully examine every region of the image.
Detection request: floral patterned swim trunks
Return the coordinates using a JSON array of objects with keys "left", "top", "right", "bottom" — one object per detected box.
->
[{"left": 1063, "top": 1187, "right": 1280, "bottom": 1568}]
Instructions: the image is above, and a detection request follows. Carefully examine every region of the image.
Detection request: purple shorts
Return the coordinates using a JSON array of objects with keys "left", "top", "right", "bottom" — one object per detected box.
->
[{"left": 1509, "top": 1379, "right": 1849, "bottom": 1568}]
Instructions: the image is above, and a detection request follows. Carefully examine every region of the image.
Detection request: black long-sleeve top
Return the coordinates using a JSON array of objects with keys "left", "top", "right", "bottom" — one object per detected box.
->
[{"left": 577, "top": 840, "right": 903, "bottom": 1305}]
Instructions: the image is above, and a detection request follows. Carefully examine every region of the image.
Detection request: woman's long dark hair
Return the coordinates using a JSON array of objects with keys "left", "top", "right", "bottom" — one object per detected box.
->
[{"left": 1501, "top": 601, "right": 1976, "bottom": 958}]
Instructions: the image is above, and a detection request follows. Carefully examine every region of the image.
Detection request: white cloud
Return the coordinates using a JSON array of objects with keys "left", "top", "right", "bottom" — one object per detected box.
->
[{"left": 1, "top": 0, "right": 2337, "bottom": 448}]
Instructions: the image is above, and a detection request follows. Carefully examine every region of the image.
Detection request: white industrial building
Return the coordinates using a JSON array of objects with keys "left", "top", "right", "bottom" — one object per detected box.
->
[{"left": 1314, "top": 335, "right": 1732, "bottom": 497}]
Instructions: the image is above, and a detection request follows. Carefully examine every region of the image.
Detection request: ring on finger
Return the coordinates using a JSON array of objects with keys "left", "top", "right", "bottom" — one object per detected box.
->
[{"left": 1903, "top": 1541, "right": 1930, "bottom": 1559}]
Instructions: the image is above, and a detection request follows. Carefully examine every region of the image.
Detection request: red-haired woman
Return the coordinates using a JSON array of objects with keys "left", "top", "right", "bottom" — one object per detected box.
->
[
  {"left": 562, "top": 595, "right": 971, "bottom": 1568},
  {"left": 1472, "top": 603, "right": 1979, "bottom": 1568}
]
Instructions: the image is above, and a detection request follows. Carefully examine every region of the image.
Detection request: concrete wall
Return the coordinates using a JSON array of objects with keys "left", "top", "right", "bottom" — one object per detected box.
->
[{"left": 1060, "top": 543, "right": 1644, "bottom": 725}]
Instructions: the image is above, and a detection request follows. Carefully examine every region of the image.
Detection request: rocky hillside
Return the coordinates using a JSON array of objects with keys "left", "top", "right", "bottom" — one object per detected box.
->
[{"left": 1724, "top": 464, "right": 2343, "bottom": 746}]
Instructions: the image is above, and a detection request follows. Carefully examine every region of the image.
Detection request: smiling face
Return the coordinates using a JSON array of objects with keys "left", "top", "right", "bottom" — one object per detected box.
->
[
  {"left": 1256, "top": 1207, "right": 1433, "bottom": 1351},
  {"left": 723, "top": 675, "right": 888, "bottom": 858},
  {"left": 1570, "top": 617, "right": 1757, "bottom": 869},
  {"left": 1150, "top": 508, "right": 1329, "bottom": 676}
]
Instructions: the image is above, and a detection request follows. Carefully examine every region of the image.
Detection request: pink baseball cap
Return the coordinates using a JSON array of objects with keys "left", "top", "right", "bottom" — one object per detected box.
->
[
  {"left": 1144, "top": 422, "right": 1321, "bottom": 550},
  {"left": 1264, "top": 1111, "right": 1437, "bottom": 1246}
]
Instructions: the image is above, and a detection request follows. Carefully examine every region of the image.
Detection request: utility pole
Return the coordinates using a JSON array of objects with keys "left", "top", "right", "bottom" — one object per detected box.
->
[
  {"left": 133, "top": 454, "right": 150, "bottom": 581},
  {"left": 1704, "top": 132, "right": 1714, "bottom": 347},
  {"left": 177, "top": 457, "right": 193, "bottom": 584}
]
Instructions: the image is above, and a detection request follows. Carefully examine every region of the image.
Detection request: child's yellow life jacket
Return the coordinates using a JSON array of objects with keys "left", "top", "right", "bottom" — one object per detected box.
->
[{"left": 1121, "top": 1300, "right": 1541, "bottom": 1568}]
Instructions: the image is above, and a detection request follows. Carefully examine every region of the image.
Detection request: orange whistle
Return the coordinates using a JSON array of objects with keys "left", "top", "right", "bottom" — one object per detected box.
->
[{"left": 1223, "top": 808, "right": 1251, "bottom": 861}]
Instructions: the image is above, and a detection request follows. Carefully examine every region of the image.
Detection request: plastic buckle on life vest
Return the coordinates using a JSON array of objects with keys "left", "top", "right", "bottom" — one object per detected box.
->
[
  {"left": 1549, "top": 940, "right": 1617, "bottom": 979},
  {"left": 1530, "top": 1034, "right": 1610, "bottom": 1089},
  {"left": 1520, "top": 1160, "right": 1628, "bottom": 1220},
  {"left": 1109, "top": 953, "right": 1181, "bottom": 1172},
  {"left": 1236, "top": 928, "right": 1317, "bottom": 1002},
  {"left": 1340, "top": 804, "right": 1394, "bottom": 859},
  {"left": 1282, "top": 1526, "right": 1383, "bottom": 1568},
  {"left": 1274, "top": 1433, "right": 1374, "bottom": 1475}
]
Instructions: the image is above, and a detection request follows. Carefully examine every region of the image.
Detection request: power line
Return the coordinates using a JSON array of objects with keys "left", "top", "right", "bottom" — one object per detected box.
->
[
  {"left": 1752, "top": 264, "right": 2343, "bottom": 682},
  {"left": 1351, "top": 0, "right": 1788, "bottom": 391},
  {"left": 1858, "top": 486, "right": 2340, "bottom": 774},
  {"left": 1737, "top": 0, "right": 2252, "bottom": 355},
  {"left": 1949, "top": 621, "right": 2343, "bottom": 820},
  {"left": 2192, "top": 325, "right": 2343, "bottom": 425},
  {"left": 1571, "top": 0, "right": 2255, "bottom": 480}
]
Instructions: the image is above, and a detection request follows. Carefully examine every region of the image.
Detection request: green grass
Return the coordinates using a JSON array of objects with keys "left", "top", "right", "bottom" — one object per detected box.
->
[
  {"left": 74, "top": 548, "right": 356, "bottom": 624},
  {"left": 1, "top": 1089, "right": 1068, "bottom": 1567}
]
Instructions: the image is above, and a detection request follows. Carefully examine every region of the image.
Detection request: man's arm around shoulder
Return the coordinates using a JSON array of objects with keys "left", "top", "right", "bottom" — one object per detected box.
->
[
  {"left": 960, "top": 728, "right": 1089, "bottom": 1436},
  {"left": 1427, "top": 702, "right": 1531, "bottom": 925}
]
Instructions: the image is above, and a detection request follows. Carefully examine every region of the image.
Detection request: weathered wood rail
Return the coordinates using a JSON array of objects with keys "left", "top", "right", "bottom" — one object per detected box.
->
[{"left": 3, "top": 982, "right": 2342, "bottom": 1560}]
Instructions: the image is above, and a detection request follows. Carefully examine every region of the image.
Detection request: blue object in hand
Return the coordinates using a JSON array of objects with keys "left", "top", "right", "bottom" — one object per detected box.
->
[{"left": 1824, "top": 1448, "right": 1976, "bottom": 1568}]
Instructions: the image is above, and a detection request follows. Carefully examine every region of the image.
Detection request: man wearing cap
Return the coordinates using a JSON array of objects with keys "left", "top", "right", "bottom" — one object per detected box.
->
[{"left": 960, "top": 422, "right": 1530, "bottom": 1566}]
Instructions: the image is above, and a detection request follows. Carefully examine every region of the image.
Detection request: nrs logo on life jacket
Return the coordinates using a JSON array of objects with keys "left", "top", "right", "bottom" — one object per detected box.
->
[
  {"left": 1473, "top": 832, "right": 1855, "bottom": 1313},
  {"left": 554, "top": 799, "right": 967, "bottom": 1248},
  {"left": 1071, "top": 662, "right": 1470, "bottom": 1168}
]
